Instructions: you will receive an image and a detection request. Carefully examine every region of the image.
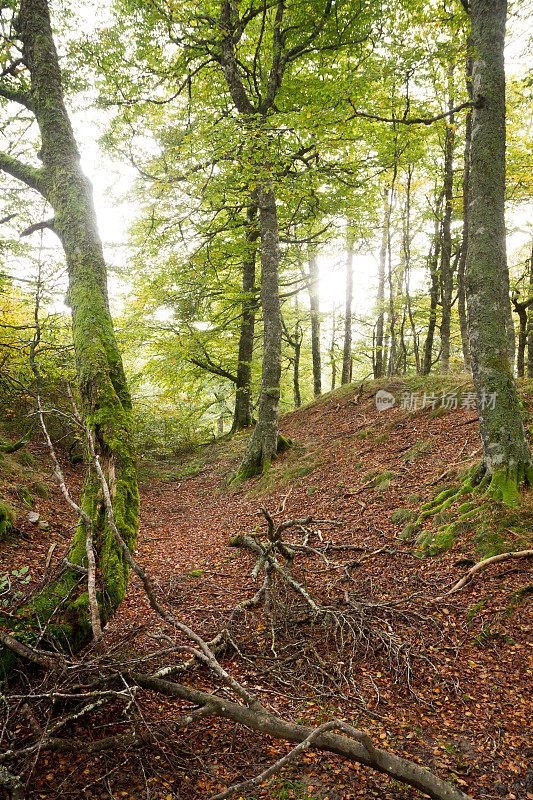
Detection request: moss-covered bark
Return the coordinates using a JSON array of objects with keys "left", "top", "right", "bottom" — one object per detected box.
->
[
  {"left": 465, "top": 0, "right": 533, "bottom": 498},
  {"left": 235, "top": 184, "right": 284, "bottom": 480},
  {"left": 0, "top": 0, "right": 138, "bottom": 670}
]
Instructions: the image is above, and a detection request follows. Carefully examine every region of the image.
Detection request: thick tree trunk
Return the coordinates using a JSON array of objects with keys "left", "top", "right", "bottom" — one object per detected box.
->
[
  {"left": 458, "top": 45, "right": 473, "bottom": 373},
  {"left": 236, "top": 185, "right": 285, "bottom": 479},
  {"left": 308, "top": 245, "right": 322, "bottom": 398},
  {"left": 233, "top": 205, "right": 258, "bottom": 431},
  {"left": 374, "top": 190, "right": 389, "bottom": 378},
  {"left": 293, "top": 321, "right": 302, "bottom": 409},
  {"left": 466, "top": 0, "right": 533, "bottom": 500},
  {"left": 0, "top": 0, "right": 139, "bottom": 665},
  {"left": 439, "top": 66, "right": 456, "bottom": 375},
  {"left": 341, "top": 220, "right": 355, "bottom": 385}
]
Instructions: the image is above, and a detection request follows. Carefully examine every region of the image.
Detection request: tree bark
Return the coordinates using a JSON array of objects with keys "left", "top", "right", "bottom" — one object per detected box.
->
[
  {"left": 236, "top": 185, "right": 285, "bottom": 479},
  {"left": 527, "top": 242, "right": 533, "bottom": 379},
  {"left": 439, "top": 65, "right": 456, "bottom": 375},
  {"left": 0, "top": 0, "right": 138, "bottom": 665},
  {"left": 465, "top": 0, "right": 533, "bottom": 500},
  {"left": 341, "top": 219, "right": 355, "bottom": 385},
  {"left": 458, "top": 45, "right": 473, "bottom": 373},
  {"left": 308, "top": 244, "right": 322, "bottom": 398},
  {"left": 374, "top": 190, "right": 389, "bottom": 378},
  {"left": 233, "top": 205, "right": 258, "bottom": 431},
  {"left": 421, "top": 191, "right": 444, "bottom": 375}
]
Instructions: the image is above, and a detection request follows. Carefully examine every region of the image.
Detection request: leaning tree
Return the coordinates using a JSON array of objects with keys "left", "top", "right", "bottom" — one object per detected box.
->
[{"left": 0, "top": 0, "right": 139, "bottom": 666}]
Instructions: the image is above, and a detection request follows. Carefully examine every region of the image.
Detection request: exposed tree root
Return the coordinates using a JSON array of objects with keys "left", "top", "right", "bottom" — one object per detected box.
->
[{"left": 434, "top": 549, "right": 533, "bottom": 601}]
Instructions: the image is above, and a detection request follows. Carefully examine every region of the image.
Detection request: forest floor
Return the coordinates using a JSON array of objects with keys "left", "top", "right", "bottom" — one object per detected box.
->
[{"left": 1, "top": 375, "right": 532, "bottom": 800}]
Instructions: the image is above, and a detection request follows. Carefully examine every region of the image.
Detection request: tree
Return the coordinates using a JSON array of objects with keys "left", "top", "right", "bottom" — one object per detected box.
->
[
  {"left": 0, "top": 0, "right": 138, "bottom": 662},
  {"left": 464, "top": 0, "right": 533, "bottom": 499}
]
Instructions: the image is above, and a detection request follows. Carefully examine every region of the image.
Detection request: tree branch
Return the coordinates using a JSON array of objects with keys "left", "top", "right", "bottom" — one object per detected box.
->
[
  {"left": 345, "top": 98, "right": 481, "bottom": 127},
  {"left": 0, "top": 150, "right": 46, "bottom": 194}
]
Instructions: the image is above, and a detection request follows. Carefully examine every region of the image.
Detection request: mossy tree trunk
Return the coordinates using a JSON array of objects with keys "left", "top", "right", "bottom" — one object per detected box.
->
[
  {"left": 465, "top": 0, "right": 533, "bottom": 501},
  {"left": 232, "top": 205, "right": 258, "bottom": 432},
  {"left": 0, "top": 0, "right": 138, "bottom": 661},
  {"left": 236, "top": 184, "right": 284, "bottom": 479}
]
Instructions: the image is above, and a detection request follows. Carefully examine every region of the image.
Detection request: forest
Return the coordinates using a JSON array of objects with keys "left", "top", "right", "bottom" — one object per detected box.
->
[{"left": 0, "top": 0, "right": 532, "bottom": 798}]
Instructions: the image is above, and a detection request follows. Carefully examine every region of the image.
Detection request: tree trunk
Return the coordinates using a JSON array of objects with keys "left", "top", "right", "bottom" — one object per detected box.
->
[
  {"left": 235, "top": 185, "right": 285, "bottom": 480},
  {"left": 466, "top": 0, "right": 533, "bottom": 500},
  {"left": 0, "top": 0, "right": 138, "bottom": 664},
  {"left": 374, "top": 189, "right": 389, "bottom": 378},
  {"left": 527, "top": 241, "right": 533, "bottom": 380},
  {"left": 341, "top": 220, "right": 355, "bottom": 385},
  {"left": 421, "top": 192, "right": 444, "bottom": 376},
  {"left": 513, "top": 300, "right": 528, "bottom": 378},
  {"left": 233, "top": 205, "right": 258, "bottom": 431},
  {"left": 293, "top": 321, "right": 302, "bottom": 409},
  {"left": 458, "top": 44, "right": 473, "bottom": 373},
  {"left": 439, "top": 64, "right": 456, "bottom": 375},
  {"left": 307, "top": 244, "right": 322, "bottom": 398},
  {"left": 330, "top": 310, "right": 337, "bottom": 391},
  {"left": 403, "top": 167, "right": 420, "bottom": 373}
]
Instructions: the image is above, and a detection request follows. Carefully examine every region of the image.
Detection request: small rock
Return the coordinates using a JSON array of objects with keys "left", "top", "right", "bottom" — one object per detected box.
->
[
  {"left": 27, "top": 511, "right": 40, "bottom": 524},
  {"left": 37, "top": 520, "right": 50, "bottom": 531}
]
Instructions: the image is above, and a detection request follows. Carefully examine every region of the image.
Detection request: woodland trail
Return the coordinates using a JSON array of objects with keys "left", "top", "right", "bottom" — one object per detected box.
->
[{"left": 1, "top": 378, "right": 532, "bottom": 799}]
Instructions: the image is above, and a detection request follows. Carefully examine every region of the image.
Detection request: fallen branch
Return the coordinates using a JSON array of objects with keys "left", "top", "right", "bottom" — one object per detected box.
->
[
  {"left": 434, "top": 549, "right": 533, "bottom": 601},
  {"left": 133, "top": 673, "right": 473, "bottom": 800}
]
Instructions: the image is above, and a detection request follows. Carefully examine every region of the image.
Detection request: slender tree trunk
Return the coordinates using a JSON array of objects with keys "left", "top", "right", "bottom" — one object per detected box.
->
[
  {"left": 458, "top": 44, "right": 473, "bottom": 372},
  {"left": 374, "top": 189, "right": 389, "bottom": 378},
  {"left": 293, "top": 320, "right": 302, "bottom": 409},
  {"left": 421, "top": 192, "right": 444, "bottom": 375},
  {"left": 307, "top": 244, "right": 322, "bottom": 398},
  {"left": 403, "top": 167, "right": 420, "bottom": 373},
  {"left": 341, "top": 220, "right": 355, "bottom": 385},
  {"left": 330, "top": 310, "right": 337, "bottom": 391},
  {"left": 233, "top": 205, "right": 258, "bottom": 431},
  {"left": 0, "top": 0, "right": 139, "bottom": 664},
  {"left": 440, "top": 64, "right": 456, "bottom": 375},
  {"left": 527, "top": 241, "right": 533, "bottom": 379},
  {"left": 513, "top": 300, "right": 528, "bottom": 378},
  {"left": 466, "top": 0, "right": 532, "bottom": 499},
  {"left": 236, "top": 185, "right": 285, "bottom": 479}
]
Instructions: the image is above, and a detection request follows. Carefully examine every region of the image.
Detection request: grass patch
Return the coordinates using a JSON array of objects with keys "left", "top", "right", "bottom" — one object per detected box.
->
[
  {"left": 402, "top": 441, "right": 431, "bottom": 462},
  {"left": 391, "top": 508, "right": 415, "bottom": 524}
]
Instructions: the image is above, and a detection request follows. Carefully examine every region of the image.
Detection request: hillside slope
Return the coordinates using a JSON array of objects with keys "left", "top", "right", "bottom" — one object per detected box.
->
[{"left": 1, "top": 377, "right": 532, "bottom": 800}]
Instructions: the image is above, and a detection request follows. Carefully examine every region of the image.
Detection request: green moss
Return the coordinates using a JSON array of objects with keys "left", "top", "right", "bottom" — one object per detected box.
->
[
  {"left": 19, "top": 486, "right": 33, "bottom": 508},
  {"left": 30, "top": 480, "right": 50, "bottom": 499},
  {"left": 399, "top": 521, "right": 419, "bottom": 540},
  {"left": 0, "top": 500, "right": 16, "bottom": 542},
  {"left": 402, "top": 441, "right": 431, "bottom": 462},
  {"left": 391, "top": 508, "right": 414, "bottom": 524}
]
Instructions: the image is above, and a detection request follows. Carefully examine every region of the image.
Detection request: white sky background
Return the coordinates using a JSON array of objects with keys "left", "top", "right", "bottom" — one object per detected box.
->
[{"left": 12, "top": 0, "right": 533, "bottom": 347}]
